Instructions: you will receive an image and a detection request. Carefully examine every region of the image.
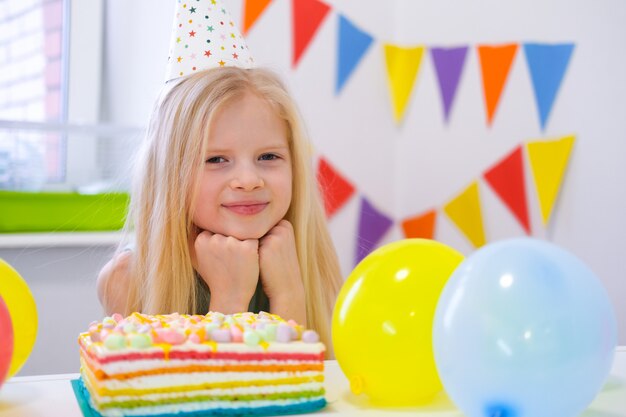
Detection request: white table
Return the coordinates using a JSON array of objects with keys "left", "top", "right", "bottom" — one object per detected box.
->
[{"left": 1, "top": 348, "right": 625, "bottom": 416}]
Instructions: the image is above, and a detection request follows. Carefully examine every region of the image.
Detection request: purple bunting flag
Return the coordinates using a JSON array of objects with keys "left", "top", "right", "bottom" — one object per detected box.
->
[
  {"left": 355, "top": 196, "right": 393, "bottom": 266},
  {"left": 431, "top": 46, "right": 468, "bottom": 123}
]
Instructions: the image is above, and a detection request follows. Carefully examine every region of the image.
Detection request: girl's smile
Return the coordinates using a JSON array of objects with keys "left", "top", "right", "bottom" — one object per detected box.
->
[{"left": 222, "top": 201, "right": 269, "bottom": 215}]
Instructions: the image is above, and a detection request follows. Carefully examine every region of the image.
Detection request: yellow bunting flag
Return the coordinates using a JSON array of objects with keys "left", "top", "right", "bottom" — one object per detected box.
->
[
  {"left": 443, "top": 181, "right": 486, "bottom": 248},
  {"left": 384, "top": 44, "right": 425, "bottom": 123},
  {"left": 526, "top": 135, "right": 575, "bottom": 225}
]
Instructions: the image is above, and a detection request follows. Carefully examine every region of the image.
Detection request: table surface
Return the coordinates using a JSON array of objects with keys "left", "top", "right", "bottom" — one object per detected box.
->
[{"left": 1, "top": 347, "right": 624, "bottom": 417}]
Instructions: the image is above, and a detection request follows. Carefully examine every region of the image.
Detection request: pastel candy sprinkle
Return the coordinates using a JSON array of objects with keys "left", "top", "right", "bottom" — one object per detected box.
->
[
  {"left": 231, "top": 326, "right": 243, "bottom": 343},
  {"left": 302, "top": 330, "right": 320, "bottom": 343},
  {"left": 104, "top": 333, "right": 126, "bottom": 350},
  {"left": 123, "top": 323, "right": 136, "bottom": 333},
  {"left": 263, "top": 323, "right": 277, "bottom": 342},
  {"left": 155, "top": 328, "right": 186, "bottom": 345},
  {"left": 89, "top": 330, "right": 101, "bottom": 343},
  {"left": 211, "top": 329, "right": 232, "bottom": 343},
  {"left": 137, "top": 324, "right": 152, "bottom": 333},
  {"left": 205, "top": 323, "right": 220, "bottom": 334},
  {"left": 129, "top": 333, "right": 153, "bottom": 348},
  {"left": 243, "top": 330, "right": 260, "bottom": 346},
  {"left": 276, "top": 323, "right": 292, "bottom": 343},
  {"left": 112, "top": 313, "right": 124, "bottom": 322},
  {"left": 102, "top": 320, "right": 115, "bottom": 330},
  {"left": 189, "top": 333, "right": 201, "bottom": 344}
]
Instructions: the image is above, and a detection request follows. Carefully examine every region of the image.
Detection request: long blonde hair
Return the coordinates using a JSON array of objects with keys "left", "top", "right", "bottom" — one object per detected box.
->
[{"left": 121, "top": 67, "right": 342, "bottom": 352}]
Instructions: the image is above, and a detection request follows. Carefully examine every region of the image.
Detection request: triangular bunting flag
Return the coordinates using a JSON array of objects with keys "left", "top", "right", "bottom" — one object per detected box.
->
[
  {"left": 401, "top": 209, "right": 436, "bottom": 239},
  {"left": 526, "top": 135, "right": 575, "bottom": 225},
  {"left": 355, "top": 197, "right": 393, "bottom": 265},
  {"left": 431, "top": 46, "right": 468, "bottom": 123},
  {"left": 478, "top": 43, "right": 518, "bottom": 126},
  {"left": 292, "top": 0, "right": 331, "bottom": 68},
  {"left": 524, "top": 43, "right": 575, "bottom": 131},
  {"left": 384, "top": 44, "right": 425, "bottom": 123},
  {"left": 242, "top": 0, "right": 274, "bottom": 35},
  {"left": 316, "top": 157, "right": 356, "bottom": 218},
  {"left": 484, "top": 145, "right": 531, "bottom": 234},
  {"left": 443, "top": 181, "right": 486, "bottom": 248},
  {"left": 336, "top": 14, "right": 374, "bottom": 94}
]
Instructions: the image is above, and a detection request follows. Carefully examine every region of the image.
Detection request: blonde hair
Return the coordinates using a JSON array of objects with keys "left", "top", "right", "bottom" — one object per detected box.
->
[{"left": 120, "top": 67, "right": 343, "bottom": 353}]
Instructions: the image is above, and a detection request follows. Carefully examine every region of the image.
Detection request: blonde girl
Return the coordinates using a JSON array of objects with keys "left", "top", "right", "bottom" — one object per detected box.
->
[{"left": 97, "top": 67, "right": 343, "bottom": 353}]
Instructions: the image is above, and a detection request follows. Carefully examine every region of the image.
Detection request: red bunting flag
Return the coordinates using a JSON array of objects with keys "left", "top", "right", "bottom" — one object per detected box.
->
[
  {"left": 316, "top": 157, "right": 356, "bottom": 218},
  {"left": 478, "top": 43, "right": 518, "bottom": 126},
  {"left": 483, "top": 145, "right": 531, "bottom": 234},
  {"left": 401, "top": 210, "right": 436, "bottom": 239},
  {"left": 292, "top": 0, "right": 331, "bottom": 68},
  {"left": 242, "top": 0, "right": 274, "bottom": 34}
]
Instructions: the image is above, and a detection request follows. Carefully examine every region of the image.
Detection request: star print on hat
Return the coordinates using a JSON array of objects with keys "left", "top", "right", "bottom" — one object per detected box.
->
[{"left": 165, "top": 0, "right": 255, "bottom": 83}]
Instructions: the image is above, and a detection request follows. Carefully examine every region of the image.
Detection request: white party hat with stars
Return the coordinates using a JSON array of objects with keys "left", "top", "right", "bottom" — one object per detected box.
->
[{"left": 165, "top": 0, "right": 255, "bottom": 83}]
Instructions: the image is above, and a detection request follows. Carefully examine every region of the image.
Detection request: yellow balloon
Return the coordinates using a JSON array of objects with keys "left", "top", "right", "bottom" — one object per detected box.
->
[
  {"left": 332, "top": 239, "right": 463, "bottom": 406},
  {"left": 0, "top": 259, "right": 38, "bottom": 377}
]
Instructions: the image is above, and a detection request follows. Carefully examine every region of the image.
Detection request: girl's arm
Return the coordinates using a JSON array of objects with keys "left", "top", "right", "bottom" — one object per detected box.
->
[
  {"left": 259, "top": 220, "right": 307, "bottom": 325},
  {"left": 96, "top": 251, "right": 132, "bottom": 315}
]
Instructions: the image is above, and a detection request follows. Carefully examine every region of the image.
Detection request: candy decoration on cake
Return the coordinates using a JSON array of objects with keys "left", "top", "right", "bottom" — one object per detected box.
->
[
  {"left": 0, "top": 259, "right": 38, "bottom": 378},
  {"left": 0, "top": 296, "right": 14, "bottom": 388},
  {"left": 75, "top": 311, "right": 326, "bottom": 417},
  {"left": 433, "top": 238, "right": 618, "bottom": 417},
  {"left": 165, "top": 0, "right": 255, "bottom": 83},
  {"left": 332, "top": 239, "right": 463, "bottom": 405}
]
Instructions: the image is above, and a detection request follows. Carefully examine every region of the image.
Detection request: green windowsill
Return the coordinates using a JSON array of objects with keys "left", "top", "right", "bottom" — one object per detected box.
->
[{"left": 0, "top": 191, "right": 129, "bottom": 233}]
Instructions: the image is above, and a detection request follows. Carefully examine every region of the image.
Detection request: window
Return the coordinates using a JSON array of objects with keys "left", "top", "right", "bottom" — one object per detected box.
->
[
  {"left": 0, "top": 0, "right": 67, "bottom": 188},
  {"left": 0, "top": 0, "right": 142, "bottom": 194}
]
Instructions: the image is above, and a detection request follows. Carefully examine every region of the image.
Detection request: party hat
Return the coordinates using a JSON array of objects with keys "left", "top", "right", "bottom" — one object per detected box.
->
[{"left": 165, "top": 0, "right": 255, "bottom": 83}]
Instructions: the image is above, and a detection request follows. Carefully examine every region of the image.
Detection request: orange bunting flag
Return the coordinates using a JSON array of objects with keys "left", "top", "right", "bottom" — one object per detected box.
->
[
  {"left": 384, "top": 44, "right": 425, "bottom": 123},
  {"left": 443, "top": 181, "right": 486, "bottom": 248},
  {"left": 242, "top": 0, "right": 274, "bottom": 34},
  {"left": 526, "top": 135, "right": 575, "bottom": 226},
  {"left": 401, "top": 209, "right": 436, "bottom": 239},
  {"left": 483, "top": 145, "right": 531, "bottom": 234},
  {"left": 292, "top": 0, "right": 331, "bottom": 68},
  {"left": 316, "top": 157, "right": 356, "bottom": 218},
  {"left": 478, "top": 43, "right": 518, "bottom": 126}
]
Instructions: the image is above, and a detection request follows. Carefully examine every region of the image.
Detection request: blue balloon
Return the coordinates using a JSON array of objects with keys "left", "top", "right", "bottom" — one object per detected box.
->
[{"left": 433, "top": 238, "right": 617, "bottom": 417}]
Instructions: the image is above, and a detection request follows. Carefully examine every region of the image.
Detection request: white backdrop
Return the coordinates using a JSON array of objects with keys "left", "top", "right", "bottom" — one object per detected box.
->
[{"left": 102, "top": 0, "right": 626, "bottom": 343}]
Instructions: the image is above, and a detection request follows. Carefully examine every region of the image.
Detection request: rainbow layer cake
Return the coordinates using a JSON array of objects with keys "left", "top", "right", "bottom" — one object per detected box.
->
[{"left": 76, "top": 311, "right": 326, "bottom": 417}]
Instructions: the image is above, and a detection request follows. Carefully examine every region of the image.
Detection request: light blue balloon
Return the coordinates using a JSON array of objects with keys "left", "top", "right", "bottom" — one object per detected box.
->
[{"left": 433, "top": 238, "right": 617, "bottom": 417}]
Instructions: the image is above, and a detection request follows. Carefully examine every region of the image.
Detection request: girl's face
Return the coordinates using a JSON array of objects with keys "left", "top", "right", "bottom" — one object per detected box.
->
[{"left": 192, "top": 92, "right": 293, "bottom": 240}]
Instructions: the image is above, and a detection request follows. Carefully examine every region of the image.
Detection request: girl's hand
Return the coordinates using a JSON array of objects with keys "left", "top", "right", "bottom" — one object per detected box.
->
[
  {"left": 259, "top": 220, "right": 306, "bottom": 325},
  {"left": 193, "top": 230, "right": 259, "bottom": 314}
]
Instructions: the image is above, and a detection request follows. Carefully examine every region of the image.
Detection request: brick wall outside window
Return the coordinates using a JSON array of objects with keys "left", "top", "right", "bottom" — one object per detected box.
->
[{"left": 0, "top": 0, "right": 66, "bottom": 188}]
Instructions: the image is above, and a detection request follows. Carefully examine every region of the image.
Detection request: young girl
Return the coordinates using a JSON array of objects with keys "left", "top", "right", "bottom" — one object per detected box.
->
[{"left": 97, "top": 67, "right": 343, "bottom": 353}]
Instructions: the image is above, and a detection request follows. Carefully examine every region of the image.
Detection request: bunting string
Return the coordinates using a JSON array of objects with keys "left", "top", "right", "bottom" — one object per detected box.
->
[
  {"left": 243, "top": 0, "right": 575, "bottom": 130},
  {"left": 317, "top": 135, "right": 576, "bottom": 264}
]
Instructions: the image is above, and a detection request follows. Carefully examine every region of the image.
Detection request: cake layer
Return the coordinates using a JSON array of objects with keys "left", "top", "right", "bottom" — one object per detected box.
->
[
  {"left": 73, "top": 378, "right": 327, "bottom": 417},
  {"left": 87, "top": 382, "right": 325, "bottom": 406},
  {"left": 82, "top": 359, "right": 324, "bottom": 395},
  {"left": 79, "top": 334, "right": 325, "bottom": 364},
  {"left": 82, "top": 355, "right": 323, "bottom": 377}
]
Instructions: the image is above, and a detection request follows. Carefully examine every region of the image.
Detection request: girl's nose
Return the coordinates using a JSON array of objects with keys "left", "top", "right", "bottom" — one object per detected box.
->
[{"left": 229, "top": 165, "right": 264, "bottom": 190}]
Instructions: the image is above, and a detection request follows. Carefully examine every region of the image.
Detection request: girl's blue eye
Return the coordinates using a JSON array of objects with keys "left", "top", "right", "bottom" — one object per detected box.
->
[
  {"left": 259, "top": 153, "right": 279, "bottom": 161},
  {"left": 205, "top": 156, "right": 226, "bottom": 164}
]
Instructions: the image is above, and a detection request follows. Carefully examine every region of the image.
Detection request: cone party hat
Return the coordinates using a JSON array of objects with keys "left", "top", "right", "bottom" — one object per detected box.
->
[{"left": 165, "top": 0, "right": 255, "bottom": 83}]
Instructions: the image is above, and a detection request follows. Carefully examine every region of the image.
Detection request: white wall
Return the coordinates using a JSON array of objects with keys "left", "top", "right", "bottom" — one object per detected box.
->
[{"left": 102, "top": 0, "right": 625, "bottom": 341}]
